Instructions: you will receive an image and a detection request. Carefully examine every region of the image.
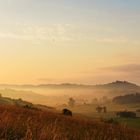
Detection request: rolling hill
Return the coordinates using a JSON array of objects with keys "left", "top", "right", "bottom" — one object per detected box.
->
[
  {"left": 0, "top": 104, "right": 139, "bottom": 140},
  {"left": 0, "top": 94, "right": 54, "bottom": 111},
  {"left": 0, "top": 81, "right": 139, "bottom": 106},
  {"left": 0, "top": 81, "right": 139, "bottom": 89}
]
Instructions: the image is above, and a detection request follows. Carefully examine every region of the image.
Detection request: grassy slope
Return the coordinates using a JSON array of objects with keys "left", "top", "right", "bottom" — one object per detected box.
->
[
  {"left": 0, "top": 105, "right": 140, "bottom": 140},
  {"left": 0, "top": 96, "right": 54, "bottom": 112}
]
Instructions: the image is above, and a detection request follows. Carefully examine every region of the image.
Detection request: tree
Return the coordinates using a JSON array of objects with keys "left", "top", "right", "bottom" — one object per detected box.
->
[
  {"left": 68, "top": 97, "right": 75, "bottom": 107},
  {"left": 103, "top": 106, "right": 107, "bottom": 113},
  {"left": 96, "top": 106, "right": 102, "bottom": 113}
]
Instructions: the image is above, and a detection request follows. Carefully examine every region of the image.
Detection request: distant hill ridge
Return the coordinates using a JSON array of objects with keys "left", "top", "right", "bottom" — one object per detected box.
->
[
  {"left": 0, "top": 80, "right": 139, "bottom": 88},
  {"left": 96, "top": 81, "right": 139, "bottom": 89}
]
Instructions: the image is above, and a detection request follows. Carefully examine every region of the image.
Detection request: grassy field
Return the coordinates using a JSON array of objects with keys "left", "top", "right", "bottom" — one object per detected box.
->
[
  {"left": 116, "top": 118, "right": 140, "bottom": 129},
  {"left": 0, "top": 105, "right": 140, "bottom": 140},
  {"left": 58, "top": 103, "right": 140, "bottom": 130}
]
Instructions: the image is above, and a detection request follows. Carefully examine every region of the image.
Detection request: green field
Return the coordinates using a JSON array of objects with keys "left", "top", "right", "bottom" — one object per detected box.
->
[
  {"left": 58, "top": 102, "right": 140, "bottom": 130},
  {"left": 116, "top": 118, "right": 140, "bottom": 129}
]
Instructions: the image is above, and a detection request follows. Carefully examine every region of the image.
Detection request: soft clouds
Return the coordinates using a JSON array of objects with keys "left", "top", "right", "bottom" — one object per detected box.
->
[
  {"left": 100, "top": 64, "right": 140, "bottom": 83},
  {"left": 0, "top": 22, "right": 139, "bottom": 47},
  {"left": 95, "top": 37, "right": 140, "bottom": 46},
  {"left": 0, "top": 23, "right": 76, "bottom": 42},
  {"left": 102, "top": 64, "right": 140, "bottom": 73},
  {"left": 82, "top": 64, "right": 140, "bottom": 84}
]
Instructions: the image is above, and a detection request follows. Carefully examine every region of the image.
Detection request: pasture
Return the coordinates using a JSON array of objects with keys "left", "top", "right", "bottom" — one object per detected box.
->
[{"left": 58, "top": 102, "right": 140, "bottom": 130}]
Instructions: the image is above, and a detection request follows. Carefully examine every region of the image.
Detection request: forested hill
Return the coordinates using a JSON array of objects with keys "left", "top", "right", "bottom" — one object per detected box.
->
[{"left": 113, "top": 93, "right": 140, "bottom": 104}]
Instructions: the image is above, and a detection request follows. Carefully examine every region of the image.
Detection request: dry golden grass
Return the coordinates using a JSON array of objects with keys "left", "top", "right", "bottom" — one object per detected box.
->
[{"left": 0, "top": 105, "right": 139, "bottom": 140}]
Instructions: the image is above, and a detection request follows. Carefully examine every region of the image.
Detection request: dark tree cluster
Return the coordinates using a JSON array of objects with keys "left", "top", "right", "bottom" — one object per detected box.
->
[
  {"left": 116, "top": 111, "right": 136, "bottom": 118},
  {"left": 96, "top": 106, "right": 107, "bottom": 113},
  {"left": 113, "top": 93, "right": 140, "bottom": 104}
]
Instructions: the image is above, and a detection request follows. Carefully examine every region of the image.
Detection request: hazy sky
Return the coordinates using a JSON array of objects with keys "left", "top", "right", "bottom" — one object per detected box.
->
[{"left": 0, "top": 0, "right": 140, "bottom": 85}]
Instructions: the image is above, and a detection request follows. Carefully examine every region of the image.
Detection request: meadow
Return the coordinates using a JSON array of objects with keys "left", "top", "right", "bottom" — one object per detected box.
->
[
  {"left": 58, "top": 102, "right": 140, "bottom": 130},
  {"left": 0, "top": 105, "right": 140, "bottom": 140},
  {"left": 0, "top": 82, "right": 140, "bottom": 139}
]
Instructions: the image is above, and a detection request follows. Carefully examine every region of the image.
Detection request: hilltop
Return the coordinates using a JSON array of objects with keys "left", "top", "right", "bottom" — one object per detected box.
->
[{"left": 96, "top": 81, "right": 139, "bottom": 89}]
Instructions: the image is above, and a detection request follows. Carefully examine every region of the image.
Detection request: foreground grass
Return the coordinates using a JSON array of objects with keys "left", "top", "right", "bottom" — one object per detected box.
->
[
  {"left": 0, "top": 105, "right": 140, "bottom": 140},
  {"left": 116, "top": 118, "right": 140, "bottom": 129}
]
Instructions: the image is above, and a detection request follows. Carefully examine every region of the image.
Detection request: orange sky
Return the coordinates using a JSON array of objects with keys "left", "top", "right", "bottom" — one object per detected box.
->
[{"left": 0, "top": 0, "right": 140, "bottom": 85}]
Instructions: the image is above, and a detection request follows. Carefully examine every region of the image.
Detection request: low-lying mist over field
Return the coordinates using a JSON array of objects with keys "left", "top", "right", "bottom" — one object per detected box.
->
[
  {"left": 0, "top": 80, "right": 140, "bottom": 131},
  {"left": 0, "top": 81, "right": 139, "bottom": 107}
]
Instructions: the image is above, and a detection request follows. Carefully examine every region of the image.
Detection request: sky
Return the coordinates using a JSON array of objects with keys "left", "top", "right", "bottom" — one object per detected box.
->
[{"left": 0, "top": 0, "right": 140, "bottom": 85}]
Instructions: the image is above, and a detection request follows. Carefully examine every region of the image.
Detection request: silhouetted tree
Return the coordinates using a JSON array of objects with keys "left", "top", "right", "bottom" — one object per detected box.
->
[
  {"left": 68, "top": 97, "right": 75, "bottom": 107},
  {"left": 103, "top": 106, "right": 107, "bottom": 113},
  {"left": 18, "top": 98, "right": 23, "bottom": 101},
  {"left": 96, "top": 106, "right": 107, "bottom": 113},
  {"left": 96, "top": 106, "right": 102, "bottom": 113}
]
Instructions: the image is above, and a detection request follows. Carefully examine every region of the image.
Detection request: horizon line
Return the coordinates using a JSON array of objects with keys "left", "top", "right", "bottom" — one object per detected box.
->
[{"left": 0, "top": 80, "right": 139, "bottom": 86}]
